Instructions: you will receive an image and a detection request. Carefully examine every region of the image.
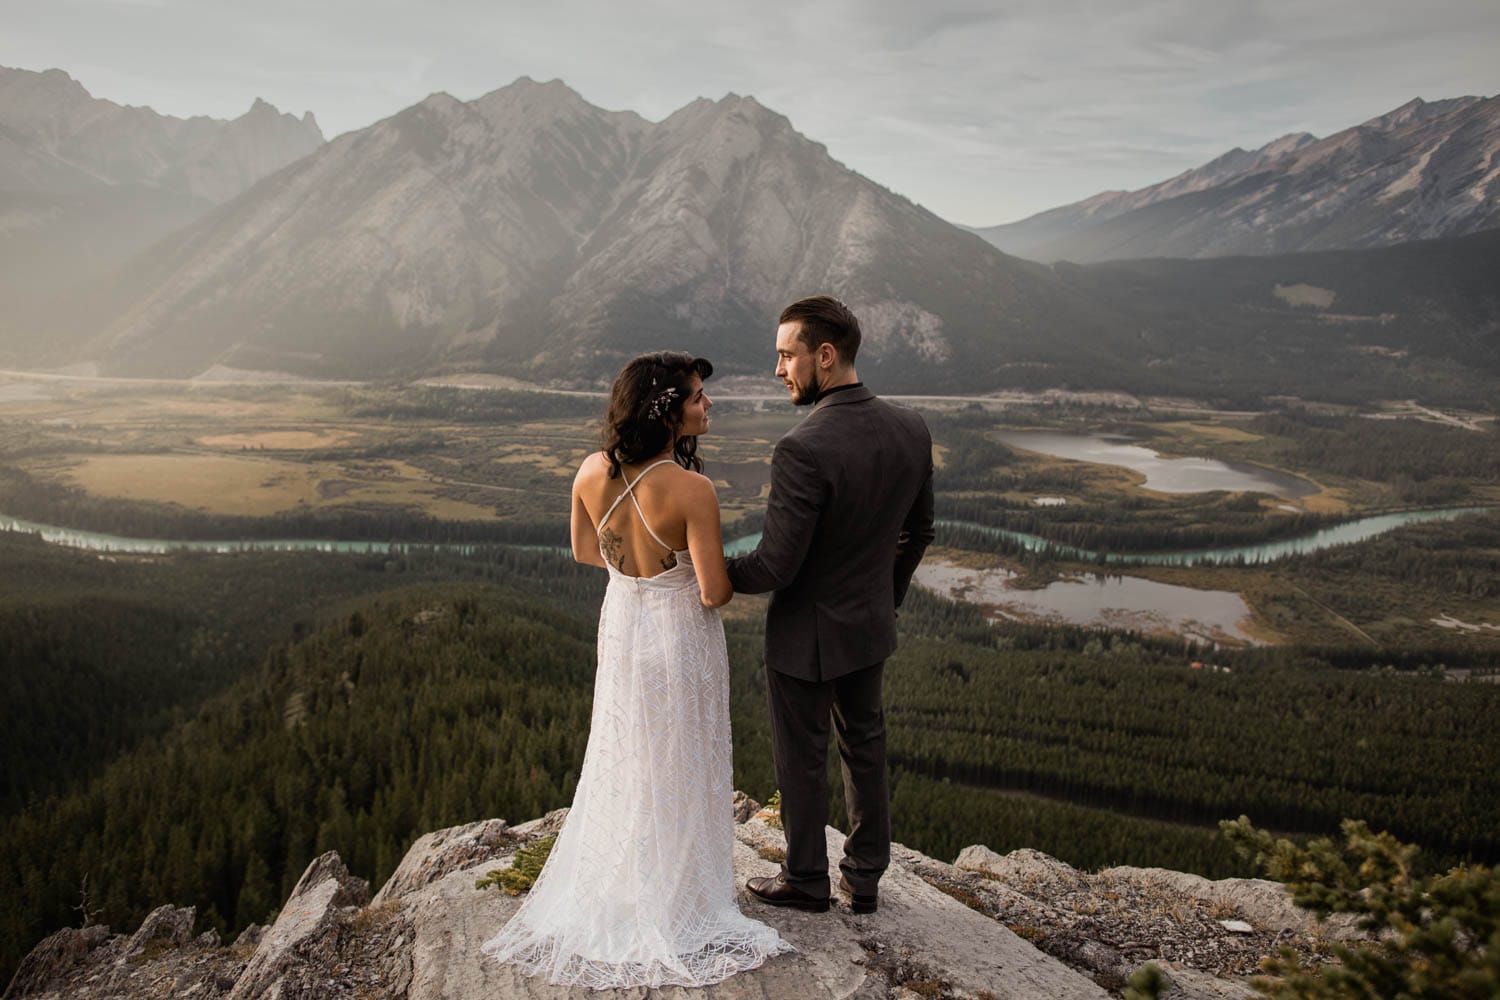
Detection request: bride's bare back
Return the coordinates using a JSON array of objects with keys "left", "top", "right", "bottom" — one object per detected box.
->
[{"left": 571, "top": 451, "right": 732, "bottom": 606}]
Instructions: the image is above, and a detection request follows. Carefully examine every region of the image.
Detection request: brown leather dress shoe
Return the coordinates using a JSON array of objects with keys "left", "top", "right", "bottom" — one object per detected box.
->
[
  {"left": 839, "top": 874, "right": 878, "bottom": 914},
  {"left": 746, "top": 874, "right": 831, "bottom": 912}
]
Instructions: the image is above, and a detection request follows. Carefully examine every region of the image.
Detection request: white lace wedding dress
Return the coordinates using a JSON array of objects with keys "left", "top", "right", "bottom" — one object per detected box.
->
[{"left": 481, "top": 460, "right": 791, "bottom": 989}]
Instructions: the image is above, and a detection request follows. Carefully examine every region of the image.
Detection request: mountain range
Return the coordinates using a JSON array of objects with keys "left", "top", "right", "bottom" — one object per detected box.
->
[
  {"left": 970, "top": 95, "right": 1500, "bottom": 263},
  {"left": 1, "top": 71, "right": 1497, "bottom": 402},
  {"left": 0, "top": 66, "right": 323, "bottom": 308},
  {"left": 13, "top": 76, "right": 1113, "bottom": 389}
]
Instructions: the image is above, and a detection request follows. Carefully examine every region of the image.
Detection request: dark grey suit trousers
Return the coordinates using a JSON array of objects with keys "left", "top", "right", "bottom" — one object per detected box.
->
[{"left": 767, "top": 660, "right": 888, "bottom": 898}]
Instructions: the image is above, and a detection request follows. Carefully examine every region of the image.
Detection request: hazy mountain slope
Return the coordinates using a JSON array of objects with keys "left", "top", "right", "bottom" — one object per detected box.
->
[
  {"left": 0, "top": 66, "right": 323, "bottom": 310},
  {"left": 39, "top": 79, "right": 653, "bottom": 376},
  {"left": 1055, "top": 227, "right": 1500, "bottom": 406},
  {"left": 543, "top": 93, "right": 1107, "bottom": 384},
  {"left": 11, "top": 76, "right": 1498, "bottom": 405},
  {"left": 972, "top": 95, "right": 1499, "bottom": 263},
  {"left": 969, "top": 131, "right": 1320, "bottom": 256},
  {"left": 33, "top": 78, "right": 1109, "bottom": 389}
]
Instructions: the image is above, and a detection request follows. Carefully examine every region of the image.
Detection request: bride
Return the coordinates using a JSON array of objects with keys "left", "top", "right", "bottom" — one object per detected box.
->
[{"left": 481, "top": 351, "right": 792, "bottom": 989}]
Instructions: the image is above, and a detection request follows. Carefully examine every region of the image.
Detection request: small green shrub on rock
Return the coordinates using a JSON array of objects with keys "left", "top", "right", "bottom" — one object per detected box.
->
[
  {"left": 763, "top": 790, "right": 783, "bottom": 830},
  {"left": 476, "top": 836, "right": 557, "bottom": 896},
  {"left": 1221, "top": 815, "right": 1500, "bottom": 999},
  {"left": 1124, "top": 963, "right": 1167, "bottom": 1000}
]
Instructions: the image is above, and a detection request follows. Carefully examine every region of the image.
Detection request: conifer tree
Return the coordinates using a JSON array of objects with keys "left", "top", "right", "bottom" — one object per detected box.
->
[{"left": 1222, "top": 816, "right": 1500, "bottom": 998}]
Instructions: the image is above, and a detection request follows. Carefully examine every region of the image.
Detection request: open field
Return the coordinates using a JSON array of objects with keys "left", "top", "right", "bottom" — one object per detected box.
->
[
  {"left": 51, "top": 452, "right": 503, "bottom": 520},
  {"left": 0, "top": 381, "right": 798, "bottom": 526},
  {"left": 60, "top": 453, "right": 325, "bottom": 513},
  {"left": 2, "top": 378, "right": 1496, "bottom": 648},
  {"left": 198, "top": 429, "right": 355, "bottom": 449}
]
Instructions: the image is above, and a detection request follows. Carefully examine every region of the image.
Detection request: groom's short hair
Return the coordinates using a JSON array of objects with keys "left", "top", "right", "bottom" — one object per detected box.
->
[{"left": 781, "top": 295, "right": 861, "bottom": 364}]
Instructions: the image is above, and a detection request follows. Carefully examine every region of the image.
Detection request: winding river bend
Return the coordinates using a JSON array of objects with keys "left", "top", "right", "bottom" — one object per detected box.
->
[
  {"left": 0, "top": 516, "right": 493, "bottom": 556},
  {"left": 933, "top": 507, "right": 1495, "bottom": 567},
  {"left": 3, "top": 506, "right": 1492, "bottom": 566},
  {"left": 6, "top": 507, "right": 1493, "bottom": 646}
]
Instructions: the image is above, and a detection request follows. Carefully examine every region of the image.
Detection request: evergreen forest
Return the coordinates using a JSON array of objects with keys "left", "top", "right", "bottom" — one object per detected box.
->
[{"left": 4, "top": 535, "right": 1498, "bottom": 984}]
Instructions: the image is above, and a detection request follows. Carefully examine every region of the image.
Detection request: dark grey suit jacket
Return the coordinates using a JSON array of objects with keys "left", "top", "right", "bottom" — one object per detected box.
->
[{"left": 727, "top": 385, "right": 935, "bottom": 682}]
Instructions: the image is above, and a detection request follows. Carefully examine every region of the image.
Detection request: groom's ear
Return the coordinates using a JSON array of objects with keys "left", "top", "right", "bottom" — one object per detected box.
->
[{"left": 816, "top": 341, "right": 838, "bottom": 370}]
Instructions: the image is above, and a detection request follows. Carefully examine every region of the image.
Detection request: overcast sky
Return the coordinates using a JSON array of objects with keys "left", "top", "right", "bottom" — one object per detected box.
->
[{"left": 5, "top": 0, "right": 1497, "bottom": 224}]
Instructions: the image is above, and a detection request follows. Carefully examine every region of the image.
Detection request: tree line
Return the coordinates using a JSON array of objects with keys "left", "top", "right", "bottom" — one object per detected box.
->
[{"left": 4, "top": 540, "right": 1498, "bottom": 982}]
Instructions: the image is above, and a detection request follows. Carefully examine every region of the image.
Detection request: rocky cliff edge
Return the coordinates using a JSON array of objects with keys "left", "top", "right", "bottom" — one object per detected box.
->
[{"left": 5, "top": 794, "right": 1362, "bottom": 999}]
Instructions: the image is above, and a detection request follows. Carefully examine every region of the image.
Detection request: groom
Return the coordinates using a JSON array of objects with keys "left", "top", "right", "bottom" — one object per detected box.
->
[{"left": 728, "top": 295, "right": 934, "bottom": 914}]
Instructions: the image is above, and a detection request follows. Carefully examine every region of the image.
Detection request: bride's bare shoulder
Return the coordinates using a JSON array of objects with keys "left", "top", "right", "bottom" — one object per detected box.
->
[
  {"left": 674, "top": 468, "right": 719, "bottom": 504},
  {"left": 575, "top": 451, "right": 611, "bottom": 484}
]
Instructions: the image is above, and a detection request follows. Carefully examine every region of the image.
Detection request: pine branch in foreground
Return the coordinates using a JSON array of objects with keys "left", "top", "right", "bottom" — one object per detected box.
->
[{"left": 1220, "top": 815, "right": 1500, "bottom": 998}]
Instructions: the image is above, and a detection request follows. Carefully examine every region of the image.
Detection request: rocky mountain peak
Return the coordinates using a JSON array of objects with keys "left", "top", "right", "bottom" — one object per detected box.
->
[
  {"left": 970, "top": 91, "right": 1500, "bottom": 262},
  {"left": 408, "top": 90, "right": 464, "bottom": 117},
  {"left": 715, "top": 92, "right": 796, "bottom": 134},
  {"left": 231, "top": 97, "right": 322, "bottom": 140},
  {"left": 9, "top": 72, "right": 1113, "bottom": 384},
  {"left": 475, "top": 76, "right": 592, "bottom": 117},
  {"left": 6, "top": 796, "right": 1354, "bottom": 999},
  {"left": 714, "top": 91, "right": 766, "bottom": 113},
  {"left": 1359, "top": 94, "right": 1482, "bottom": 132},
  {"left": 1257, "top": 130, "right": 1318, "bottom": 159},
  {"left": 0, "top": 65, "right": 108, "bottom": 137},
  {"left": 2, "top": 65, "right": 67, "bottom": 94},
  {"left": 0, "top": 65, "right": 329, "bottom": 311},
  {"left": 651, "top": 91, "right": 801, "bottom": 159},
  {"left": 468, "top": 76, "right": 647, "bottom": 145},
  {"left": 2, "top": 65, "right": 88, "bottom": 101}
]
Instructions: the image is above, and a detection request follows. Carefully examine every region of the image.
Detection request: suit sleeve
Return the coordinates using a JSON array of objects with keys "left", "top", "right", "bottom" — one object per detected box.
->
[
  {"left": 892, "top": 441, "right": 935, "bottom": 609},
  {"left": 726, "top": 435, "right": 823, "bottom": 594}
]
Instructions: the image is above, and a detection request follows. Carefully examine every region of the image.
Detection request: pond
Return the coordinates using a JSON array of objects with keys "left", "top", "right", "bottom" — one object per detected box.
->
[
  {"left": 912, "top": 557, "right": 1257, "bottom": 645},
  {"left": 995, "top": 430, "right": 1318, "bottom": 498}
]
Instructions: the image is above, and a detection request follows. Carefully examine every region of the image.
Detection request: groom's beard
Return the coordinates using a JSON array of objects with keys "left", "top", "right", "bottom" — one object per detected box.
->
[{"left": 790, "top": 372, "right": 823, "bottom": 407}]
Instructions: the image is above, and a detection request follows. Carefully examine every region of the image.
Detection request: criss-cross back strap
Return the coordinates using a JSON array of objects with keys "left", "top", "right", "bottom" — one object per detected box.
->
[{"left": 598, "top": 458, "right": 677, "bottom": 552}]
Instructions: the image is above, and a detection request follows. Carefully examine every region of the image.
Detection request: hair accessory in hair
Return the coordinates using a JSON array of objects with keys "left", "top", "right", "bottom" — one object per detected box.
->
[{"left": 647, "top": 387, "right": 679, "bottom": 421}]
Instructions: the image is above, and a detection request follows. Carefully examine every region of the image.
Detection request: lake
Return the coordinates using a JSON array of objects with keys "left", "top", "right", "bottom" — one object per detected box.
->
[
  {"left": 913, "top": 558, "right": 1257, "bottom": 645},
  {"left": 995, "top": 430, "right": 1318, "bottom": 498}
]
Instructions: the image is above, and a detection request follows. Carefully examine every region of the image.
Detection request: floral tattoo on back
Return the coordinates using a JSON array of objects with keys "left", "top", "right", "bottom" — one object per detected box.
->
[
  {"left": 600, "top": 525, "right": 677, "bottom": 574},
  {"left": 600, "top": 526, "right": 626, "bottom": 571}
]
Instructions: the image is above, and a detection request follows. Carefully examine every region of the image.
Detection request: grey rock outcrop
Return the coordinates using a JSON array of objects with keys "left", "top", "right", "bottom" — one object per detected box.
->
[
  {"left": 373, "top": 818, "right": 516, "bottom": 905},
  {"left": 945, "top": 844, "right": 1365, "bottom": 995},
  {"left": 1144, "top": 964, "right": 1258, "bottom": 1000},
  {"left": 227, "top": 851, "right": 371, "bottom": 1000},
  {"left": 118, "top": 905, "right": 197, "bottom": 964},
  {"left": 7, "top": 803, "right": 1359, "bottom": 999},
  {"left": 2, "top": 924, "right": 110, "bottom": 998},
  {"left": 1101, "top": 865, "right": 1362, "bottom": 942},
  {"left": 3, "top": 916, "right": 239, "bottom": 1000}
]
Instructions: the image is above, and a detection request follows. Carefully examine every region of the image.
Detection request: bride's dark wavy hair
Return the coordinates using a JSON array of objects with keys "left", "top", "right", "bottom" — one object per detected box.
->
[{"left": 602, "top": 351, "right": 714, "bottom": 479}]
